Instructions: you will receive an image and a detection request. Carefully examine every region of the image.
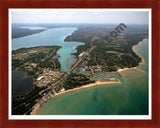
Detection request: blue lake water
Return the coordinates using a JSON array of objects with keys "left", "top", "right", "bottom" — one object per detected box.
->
[
  {"left": 12, "top": 27, "right": 84, "bottom": 96},
  {"left": 37, "top": 38, "right": 149, "bottom": 115},
  {"left": 12, "top": 27, "right": 149, "bottom": 115},
  {"left": 12, "top": 27, "right": 84, "bottom": 72}
]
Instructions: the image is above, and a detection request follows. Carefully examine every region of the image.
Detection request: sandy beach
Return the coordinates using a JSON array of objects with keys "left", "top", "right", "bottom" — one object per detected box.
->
[
  {"left": 117, "top": 38, "right": 147, "bottom": 73},
  {"left": 31, "top": 38, "right": 148, "bottom": 115},
  {"left": 132, "top": 38, "right": 146, "bottom": 64},
  {"left": 117, "top": 67, "right": 136, "bottom": 73},
  {"left": 55, "top": 78, "right": 121, "bottom": 96},
  {"left": 31, "top": 78, "right": 121, "bottom": 115}
]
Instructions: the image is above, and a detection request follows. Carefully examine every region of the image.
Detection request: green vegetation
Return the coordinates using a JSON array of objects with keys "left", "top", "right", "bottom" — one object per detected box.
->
[
  {"left": 12, "top": 46, "right": 61, "bottom": 75},
  {"left": 63, "top": 73, "right": 94, "bottom": 90},
  {"left": 65, "top": 26, "right": 148, "bottom": 72},
  {"left": 12, "top": 46, "right": 62, "bottom": 115},
  {"left": 11, "top": 24, "right": 148, "bottom": 115},
  {"left": 12, "top": 86, "right": 47, "bottom": 115}
]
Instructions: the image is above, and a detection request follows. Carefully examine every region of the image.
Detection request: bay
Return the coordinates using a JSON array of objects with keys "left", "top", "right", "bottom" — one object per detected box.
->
[
  {"left": 12, "top": 27, "right": 84, "bottom": 72},
  {"left": 12, "top": 27, "right": 84, "bottom": 95},
  {"left": 37, "top": 38, "right": 149, "bottom": 115}
]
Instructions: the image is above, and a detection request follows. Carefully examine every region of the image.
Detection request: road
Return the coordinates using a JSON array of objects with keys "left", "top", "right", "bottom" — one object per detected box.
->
[
  {"left": 38, "top": 51, "right": 88, "bottom": 95},
  {"left": 39, "top": 47, "right": 94, "bottom": 95}
]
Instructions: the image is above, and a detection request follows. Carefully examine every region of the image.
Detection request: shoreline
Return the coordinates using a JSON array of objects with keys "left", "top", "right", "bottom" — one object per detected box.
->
[
  {"left": 132, "top": 38, "right": 147, "bottom": 64},
  {"left": 31, "top": 38, "right": 148, "bottom": 115},
  {"left": 117, "top": 38, "right": 147, "bottom": 73},
  {"left": 55, "top": 78, "right": 121, "bottom": 97},
  {"left": 31, "top": 78, "right": 121, "bottom": 115}
]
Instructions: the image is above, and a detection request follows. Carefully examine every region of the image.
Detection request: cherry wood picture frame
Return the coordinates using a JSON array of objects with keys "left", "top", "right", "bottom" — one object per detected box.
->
[{"left": 0, "top": 0, "right": 160, "bottom": 128}]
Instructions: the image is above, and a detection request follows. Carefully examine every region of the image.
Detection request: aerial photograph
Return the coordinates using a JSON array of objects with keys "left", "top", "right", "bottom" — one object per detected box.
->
[{"left": 10, "top": 9, "right": 150, "bottom": 117}]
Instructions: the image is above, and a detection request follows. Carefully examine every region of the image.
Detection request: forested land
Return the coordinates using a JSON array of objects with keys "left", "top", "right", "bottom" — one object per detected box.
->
[
  {"left": 12, "top": 46, "right": 61, "bottom": 77},
  {"left": 65, "top": 24, "right": 148, "bottom": 71},
  {"left": 12, "top": 86, "right": 47, "bottom": 115},
  {"left": 63, "top": 73, "right": 94, "bottom": 90}
]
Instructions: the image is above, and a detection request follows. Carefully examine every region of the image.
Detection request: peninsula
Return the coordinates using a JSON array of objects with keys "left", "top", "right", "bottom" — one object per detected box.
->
[{"left": 11, "top": 24, "right": 148, "bottom": 115}]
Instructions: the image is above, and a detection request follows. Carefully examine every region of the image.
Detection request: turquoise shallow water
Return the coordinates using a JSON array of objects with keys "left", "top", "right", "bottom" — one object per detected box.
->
[
  {"left": 12, "top": 27, "right": 84, "bottom": 72},
  {"left": 37, "top": 38, "right": 149, "bottom": 115},
  {"left": 12, "top": 27, "right": 84, "bottom": 95},
  {"left": 12, "top": 26, "right": 149, "bottom": 115}
]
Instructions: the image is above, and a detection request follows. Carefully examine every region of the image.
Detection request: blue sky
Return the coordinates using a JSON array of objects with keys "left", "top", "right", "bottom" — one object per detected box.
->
[{"left": 11, "top": 9, "right": 149, "bottom": 24}]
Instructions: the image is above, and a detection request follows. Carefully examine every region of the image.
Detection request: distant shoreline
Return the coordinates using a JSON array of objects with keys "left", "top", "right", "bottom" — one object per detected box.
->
[
  {"left": 117, "top": 38, "right": 147, "bottom": 73},
  {"left": 31, "top": 78, "right": 121, "bottom": 115}
]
